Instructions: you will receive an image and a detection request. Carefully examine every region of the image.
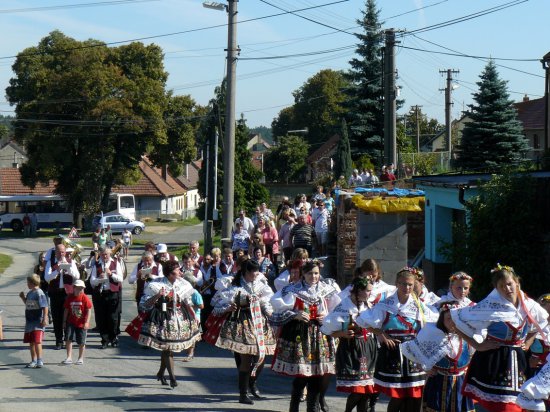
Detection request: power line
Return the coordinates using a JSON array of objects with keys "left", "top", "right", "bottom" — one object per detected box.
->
[
  {"left": 0, "top": 0, "right": 160, "bottom": 14},
  {"left": 0, "top": 0, "right": 348, "bottom": 61},
  {"left": 401, "top": 0, "right": 529, "bottom": 37}
]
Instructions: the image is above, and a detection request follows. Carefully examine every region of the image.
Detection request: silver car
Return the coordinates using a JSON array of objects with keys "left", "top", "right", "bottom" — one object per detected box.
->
[{"left": 94, "top": 214, "right": 145, "bottom": 235}]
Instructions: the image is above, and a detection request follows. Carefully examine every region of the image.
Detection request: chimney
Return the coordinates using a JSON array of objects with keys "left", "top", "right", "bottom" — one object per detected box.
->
[
  {"left": 523, "top": 94, "right": 529, "bottom": 102},
  {"left": 12, "top": 152, "right": 19, "bottom": 168},
  {"left": 162, "top": 165, "right": 168, "bottom": 181}
]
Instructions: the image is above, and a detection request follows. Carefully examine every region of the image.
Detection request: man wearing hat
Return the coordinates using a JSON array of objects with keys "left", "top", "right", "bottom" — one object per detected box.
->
[
  {"left": 62, "top": 279, "right": 92, "bottom": 365},
  {"left": 154, "top": 243, "right": 179, "bottom": 264}
]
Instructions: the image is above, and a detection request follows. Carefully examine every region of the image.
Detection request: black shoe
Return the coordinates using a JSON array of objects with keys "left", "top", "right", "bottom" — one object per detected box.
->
[
  {"left": 156, "top": 372, "right": 168, "bottom": 386},
  {"left": 169, "top": 378, "right": 178, "bottom": 389},
  {"left": 110, "top": 339, "right": 119, "bottom": 348},
  {"left": 55, "top": 343, "right": 62, "bottom": 350},
  {"left": 100, "top": 341, "right": 108, "bottom": 349},
  {"left": 239, "top": 393, "right": 254, "bottom": 405},
  {"left": 249, "top": 381, "right": 263, "bottom": 399},
  {"left": 320, "top": 395, "right": 329, "bottom": 412}
]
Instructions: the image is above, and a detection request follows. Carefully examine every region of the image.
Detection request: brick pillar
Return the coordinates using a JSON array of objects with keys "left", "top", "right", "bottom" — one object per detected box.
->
[{"left": 336, "top": 195, "right": 357, "bottom": 288}]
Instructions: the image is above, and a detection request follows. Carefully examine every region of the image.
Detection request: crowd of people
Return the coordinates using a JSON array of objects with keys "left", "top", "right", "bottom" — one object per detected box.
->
[{"left": 16, "top": 194, "right": 550, "bottom": 412}]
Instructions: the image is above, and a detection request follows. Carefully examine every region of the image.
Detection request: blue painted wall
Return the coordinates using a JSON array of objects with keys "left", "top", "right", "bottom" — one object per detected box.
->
[{"left": 418, "top": 185, "right": 478, "bottom": 263}]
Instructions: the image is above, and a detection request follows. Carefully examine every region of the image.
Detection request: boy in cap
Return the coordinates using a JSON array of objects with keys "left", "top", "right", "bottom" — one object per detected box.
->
[{"left": 62, "top": 279, "right": 92, "bottom": 365}]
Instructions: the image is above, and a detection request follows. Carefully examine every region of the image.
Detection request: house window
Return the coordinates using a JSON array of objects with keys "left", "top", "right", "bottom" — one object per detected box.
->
[{"left": 534, "top": 134, "right": 540, "bottom": 149}]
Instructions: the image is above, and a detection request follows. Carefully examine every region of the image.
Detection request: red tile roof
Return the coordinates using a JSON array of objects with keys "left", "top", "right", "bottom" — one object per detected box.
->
[
  {"left": 515, "top": 97, "right": 544, "bottom": 130},
  {"left": 177, "top": 160, "right": 201, "bottom": 190},
  {"left": 112, "top": 156, "right": 186, "bottom": 197},
  {"left": 307, "top": 134, "right": 340, "bottom": 163},
  {"left": 0, "top": 168, "right": 57, "bottom": 195}
]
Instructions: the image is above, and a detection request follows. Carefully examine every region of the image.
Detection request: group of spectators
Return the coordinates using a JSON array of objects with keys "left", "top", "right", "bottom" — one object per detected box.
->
[
  {"left": 344, "top": 164, "right": 397, "bottom": 187},
  {"left": 231, "top": 188, "right": 335, "bottom": 268}
]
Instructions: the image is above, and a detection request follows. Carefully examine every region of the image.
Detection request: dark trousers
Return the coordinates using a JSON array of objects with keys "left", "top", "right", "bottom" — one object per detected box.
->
[
  {"left": 48, "top": 289, "right": 67, "bottom": 344},
  {"left": 201, "top": 294, "right": 213, "bottom": 332},
  {"left": 95, "top": 290, "right": 120, "bottom": 343}
]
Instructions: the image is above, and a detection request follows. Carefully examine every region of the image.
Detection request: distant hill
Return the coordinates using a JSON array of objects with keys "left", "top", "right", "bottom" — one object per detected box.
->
[{"left": 249, "top": 126, "right": 273, "bottom": 145}]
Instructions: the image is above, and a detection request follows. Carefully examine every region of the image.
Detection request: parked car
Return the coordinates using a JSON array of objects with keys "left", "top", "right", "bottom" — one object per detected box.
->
[{"left": 92, "top": 214, "right": 145, "bottom": 235}]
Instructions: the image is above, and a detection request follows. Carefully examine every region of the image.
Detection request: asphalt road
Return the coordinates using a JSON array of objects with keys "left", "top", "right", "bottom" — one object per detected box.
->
[{"left": 0, "top": 226, "right": 391, "bottom": 412}]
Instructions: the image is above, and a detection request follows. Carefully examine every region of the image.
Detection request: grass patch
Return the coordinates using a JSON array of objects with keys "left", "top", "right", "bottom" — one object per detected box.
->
[
  {"left": 168, "top": 234, "right": 222, "bottom": 257},
  {"left": 147, "top": 216, "right": 201, "bottom": 227},
  {"left": 0, "top": 253, "right": 13, "bottom": 274}
]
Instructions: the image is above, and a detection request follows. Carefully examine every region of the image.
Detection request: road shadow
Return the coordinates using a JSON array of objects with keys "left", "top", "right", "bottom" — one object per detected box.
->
[{"left": 19, "top": 380, "right": 141, "bottom": 390}]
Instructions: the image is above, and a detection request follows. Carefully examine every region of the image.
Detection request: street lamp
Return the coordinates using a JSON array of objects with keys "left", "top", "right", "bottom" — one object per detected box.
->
[
  {"left": 541, "top": 52, "right": 550, "bottom": 153},
  {"left": 203, "top": 1, "right": 238, "bottom": 240}
]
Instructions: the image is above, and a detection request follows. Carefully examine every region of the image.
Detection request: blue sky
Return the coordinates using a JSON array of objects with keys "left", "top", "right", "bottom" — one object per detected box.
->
[{"left": 0, "top": 0, "right": 548, "bottom": 130}]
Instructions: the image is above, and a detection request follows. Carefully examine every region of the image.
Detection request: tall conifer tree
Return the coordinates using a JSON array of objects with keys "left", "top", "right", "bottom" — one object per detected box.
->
[
  {"left": 456, "top": 61, "right": 529, "bottom": 170},
  {"left": 345, "top": 0, "right": 385, "bottom": 162}
]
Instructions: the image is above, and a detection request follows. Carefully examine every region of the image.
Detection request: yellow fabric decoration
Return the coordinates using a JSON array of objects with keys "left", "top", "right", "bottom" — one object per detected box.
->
[{"left": 351, "top": 195, "right": 425, "bottom": 213}]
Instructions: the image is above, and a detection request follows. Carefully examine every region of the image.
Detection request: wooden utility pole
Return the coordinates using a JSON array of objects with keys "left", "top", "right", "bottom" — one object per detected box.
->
[
  {"left": 384, "top": 29, "right": 397, "bottom": 167},
  {"left": 439, "top": 69, "right": 459, "bottom": 160}
]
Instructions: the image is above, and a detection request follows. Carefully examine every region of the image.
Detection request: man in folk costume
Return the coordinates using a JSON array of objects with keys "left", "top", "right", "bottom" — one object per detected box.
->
[
  {"left": 155, "top": 243, "right": 178, "bottom": 264},
  {"left": 189, "top": 240, "right": 203, "bottom": 272},
  {"left": 45, "top": 243, "right": 80, "bottom": 349},
  {"left": 129, "top": 251, "right": 164, "bottom": 312},
  {"left": 90, "top": 247, "right": 123, "bottom": 348}
]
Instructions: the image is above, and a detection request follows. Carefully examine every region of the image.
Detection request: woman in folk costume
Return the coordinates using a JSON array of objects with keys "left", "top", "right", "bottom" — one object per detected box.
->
[
  {"left": 339, "top": 259, "right": 395, "bottom": 306},
  {"left": 321, "top": 277, "right": 379, "bottom": 412},
  {"left": 271, "top": 259, "right": 341, "bottom": 412},
  {"left": 356, "top": 267, "right": 438, "bottom": 412},
  {"left": 451, "top": 264, "right": 550, "bottom": 412},
  {"left": 207, "top": 259, "right": 276, "bottom": 405},
  {"left": 528, "top": 294, "right": 550, "bottom": 378},
  {"left": 517, "top": 352, "right": 550, "bottom": 412},
  {"left": 434, "top": 271, "right": 474, "bottom": 310},
  {"left": 401, "top": 301, "right": 479, "bottom": 412},
  {"left": 412, "top": 268, "right": 440, "bottom": 307},
  {"left": 126, "top": 261, "right": 200, "bottom": 388}
]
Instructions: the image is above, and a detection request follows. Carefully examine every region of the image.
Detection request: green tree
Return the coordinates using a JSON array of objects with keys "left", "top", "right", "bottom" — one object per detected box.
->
[
  {"left": 441, "top": 172, "right": 548, "bottom": 299},
  {"left": 456, "top": 61, "right": 529, "bottom": 171},
  {"left": 345, "top": 0, "right": 385, "bottom": 162},
  {"left": 234, "top": 115, "right": 269, "bottom": 212},
  {"left": 271, "top": 69, "right": 348, "bottom": 149},
  {"left": 0, "top": 124, "right": 9, "bottom": 143},
  {"left": 148, "top": 94, "right": 205, "bottom": 176},
  {"left": 333, "top": 119, "right": 353, "bottom": 180},
  {"left": 264, "top": 135, "right": 309, "bottom": 183},
  {"left": 6, "top": 31, "right": 168, "bottom": 222}
]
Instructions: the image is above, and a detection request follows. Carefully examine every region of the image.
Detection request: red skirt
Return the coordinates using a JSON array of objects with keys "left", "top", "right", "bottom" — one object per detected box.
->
[
  {"left": 376, "top": 385, "right": 423, "bottom": 399},
  {"left": 203, "top": 312, "right": 227, "bottom": 345}
]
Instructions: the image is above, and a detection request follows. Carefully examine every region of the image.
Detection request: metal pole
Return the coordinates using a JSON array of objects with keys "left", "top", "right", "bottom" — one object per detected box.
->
[
  {"left": 213, "top": 129, "right": 219, "bottom": 212},
  {"left": 440, "top": 69, "right": 459, "bottom": 163},
  {"left": 222, "top": 0, "right": 237, "bottom": 239},
  {"left": 203, "top": 141, "right": 210, "bottom": 247}
]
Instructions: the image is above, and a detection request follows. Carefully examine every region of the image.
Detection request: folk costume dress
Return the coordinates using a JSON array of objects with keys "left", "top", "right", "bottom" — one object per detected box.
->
[
  {"left": 517, "top": 353, "right": 550, "bottom": 412},
  {"left": 320, "top": 296, "right": 378, "bottom": 394},
  {"left": 401, "top": 322, "right": 475, "bottom": 412},
  {"left": 207, "top": 277, "right": 276, "bottom": 359},
  {"left": 356, "top": 291, "right": 438, "bottom": 398},
  {"left": 127, "top": 277, "right": 201, "bottom": 352},
  {"left": 271, "top": 279, "right": 341, "bottom": 377},
  {"left": 339, "top": 279, "right": 396, "bottom": 306},
  {"left": 451, "top": 289, "right": 550, "bottom": 412}
]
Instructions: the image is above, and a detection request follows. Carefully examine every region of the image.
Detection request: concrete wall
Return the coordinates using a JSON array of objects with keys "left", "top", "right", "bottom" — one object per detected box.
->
[{"left": 356, "top": 212, "right": 408, "bottom": 286}]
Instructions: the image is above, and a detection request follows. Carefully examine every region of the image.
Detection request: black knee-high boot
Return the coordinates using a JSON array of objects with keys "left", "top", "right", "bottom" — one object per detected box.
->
[
  {"left": 345, "top": 393, "right": 362, "bottom": 412},
  {"left": 290, "top": 377, "right": 307, "bottom": 412},
  {"left": 249, "top": 363, "right": 264, "bottom": 399},
  {"left": 239, "top": 371, "right": 254, "bottom": 405},
  {"left": 367, "top": 393, "right": 379, "bottom": 412}
]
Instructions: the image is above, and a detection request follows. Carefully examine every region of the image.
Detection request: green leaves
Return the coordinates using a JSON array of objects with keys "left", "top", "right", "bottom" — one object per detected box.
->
[{"left": 264, "top": 134, "right": 309, "bottom": 183}]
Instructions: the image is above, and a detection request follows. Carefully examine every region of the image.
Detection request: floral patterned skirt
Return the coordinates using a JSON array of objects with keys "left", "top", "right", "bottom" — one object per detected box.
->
[
  {"left": 336, "top": 334, "right": 378, "bottom": 394},
  {"left": 271, "top": 319, "right": 336, "bottom": 377},
  {"left": 136, "top": 305, "right": 201, "bottom": 352},
  {"left": 214, "top": 309, "right": 276, "bottom": 355}
]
